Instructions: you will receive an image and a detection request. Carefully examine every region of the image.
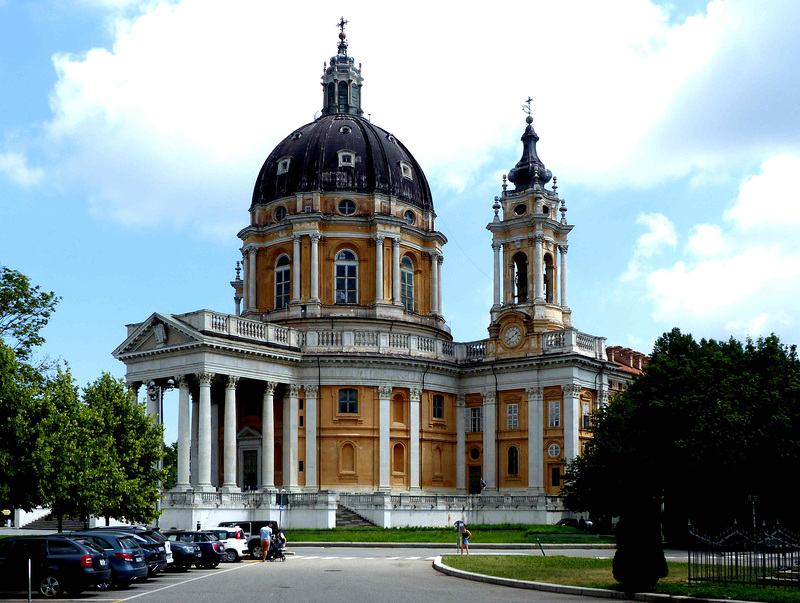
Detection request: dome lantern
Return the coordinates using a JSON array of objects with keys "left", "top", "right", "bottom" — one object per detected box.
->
[{"left": 321, "top": 17, "right": 363, "bottom": 117}]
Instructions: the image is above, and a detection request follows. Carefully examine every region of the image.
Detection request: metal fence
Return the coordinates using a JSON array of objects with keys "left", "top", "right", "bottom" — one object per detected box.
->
[{"left": 688, "top": 521, "right": 800, "bottom": 588}]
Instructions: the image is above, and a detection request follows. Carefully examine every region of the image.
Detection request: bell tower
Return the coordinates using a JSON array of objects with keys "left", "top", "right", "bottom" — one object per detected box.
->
[
  {"left": 486, "top": 100, "right": 573, "bottom": 357},
  {"left": 320, "top": 17, "right": 364, "bottom": 117}
]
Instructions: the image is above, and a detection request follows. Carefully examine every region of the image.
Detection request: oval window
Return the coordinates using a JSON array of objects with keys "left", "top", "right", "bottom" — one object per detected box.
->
[
  {"left": 514, "top": 204, "right": 526, "bottom": 215},
  {"left": 274, "top": 206, "right": 287, "bottom": 221},
  {"left": 404, "top": 210, "right": 415, "bottom": 225},
  {"left": 338, "top": 199, "right": 356, "bottom": 215},
  {"left": 469, "top": 447, "right": 480, "bottom": 461}
]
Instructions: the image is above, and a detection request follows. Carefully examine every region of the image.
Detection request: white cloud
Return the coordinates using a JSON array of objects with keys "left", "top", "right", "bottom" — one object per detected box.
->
[
  {"left": 0, "top": 151, "right": 44, "bottom": 187},
  {"left": 686, "top": 224, "right": 727, "bottom": 257},
  {"left": 725, "top": 154, "right": 800, "bottom": 228},
  {"left": 622, "top": 213, "right": 678, "bottom": 281}
]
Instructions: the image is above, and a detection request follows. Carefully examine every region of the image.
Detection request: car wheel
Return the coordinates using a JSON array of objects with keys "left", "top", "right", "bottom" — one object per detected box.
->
[
  {"left": 115, "top": 579, "right": 132, "bottom": 589},
  {"left": 38, "top": 575, "right": 62, "bottom": 598},
  {"left": 250, "top": 544, "right": 262, "bottom": 558},
  {"left": 210, "top": 561, "right": 220, "bottom": 569},
  {"left": 97, "top": 579, "right": 112, "bottom": 591},
  {"left": 179, "top": 561, "right": 192, "bottom": 572},
  {"left": 224, "top": 549, "right": 238, "bottom": 562}
]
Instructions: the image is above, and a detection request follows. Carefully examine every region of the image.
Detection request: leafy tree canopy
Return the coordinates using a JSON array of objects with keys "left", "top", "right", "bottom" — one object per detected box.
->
[
  {"left": 563, "top": 328, "right": 800, "bottom": 543},
  {"left": 0, "top": 266, "right": 60, "bottom": 362}
]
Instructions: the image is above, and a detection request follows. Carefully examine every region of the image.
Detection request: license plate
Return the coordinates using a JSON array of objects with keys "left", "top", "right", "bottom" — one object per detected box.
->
[
  {"left": 99, "top": 559, "right": 107, "bottom": 566},
  {"left": 135, "top": 556, "right": 143, "bottom": 563}
]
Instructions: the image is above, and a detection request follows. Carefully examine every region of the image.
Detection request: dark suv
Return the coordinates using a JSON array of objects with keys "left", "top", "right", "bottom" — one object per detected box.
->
[
  {"left": 0, "top": 535, "right": 111, "bottom": 598},
  {"left": 164, "top": 531, "right": 224, "bottom": 569},
  {"left": 87, "top": 527, "right": 168, "bottom": 576},
  {"left": 58, "top": 531, "right": 148, "bottom": 588},
  {"left": 218, "top": 520, "right": 278, "bottom": 558}
]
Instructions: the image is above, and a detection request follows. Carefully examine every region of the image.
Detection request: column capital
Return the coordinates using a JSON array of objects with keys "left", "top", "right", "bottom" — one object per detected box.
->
[
  {"left": 534, "top": 233, "right": 545, "bottom": 243},
  {"left": 492, "top": 241, "right": 502, "bottom": 251},
  {"left": 378, "top": 385, "right": 393, "bottom": 398},
  {"left": 456, "top": 393, "right": 466, "bottom": 407},
  {"left": 409, "top": 388, "right": 421, "bottom": 401},
  {"left": 304, "top": 384, "right": 319, "bottom": 396},
  {"left": 558, "top": 243, "right": 569, "bottom": 254},
  {"left": 482, "top": 390, "right": 496, "bottom": 405},
  {"left": 174, "top": 375, "right": 188, "bottom": 388},
  {"left": 562, "top": 383, "right": 582, "bottom": 398},
  {"left": 289, "top": 383, "right": 302, "bottom": 397},
  {"left": 375, "top": 234, "right": 386, "bottom": 244},
  {"left": 526, "top": 387, "right": 543, "bottom": 402},
  {"left": 392, "top": 237, "right": 400, "bottom": 248},
  {"left": 226, "top": 375, "right": 240, "bottom": 389},
  {"left": 293, "top": 233, "right": 302, "bottom": 243},
  {"left": 264, "top": 381, "right": 277, "bottom": 395},
  {"left": 196, "top": 372, "right": 215, "bottom": 385},
  {"left": 309, "top": 233, "right": 321, "bottom": 243}
]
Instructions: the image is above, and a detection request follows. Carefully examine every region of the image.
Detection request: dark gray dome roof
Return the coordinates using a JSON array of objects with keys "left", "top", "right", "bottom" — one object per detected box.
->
[{"left": 251, "top": 114, "right": 433, "bottom": 211}]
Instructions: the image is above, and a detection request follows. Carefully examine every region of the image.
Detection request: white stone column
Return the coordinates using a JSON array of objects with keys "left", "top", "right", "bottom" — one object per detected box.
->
[
  {"left": 430, "top": 253, "right": 439, "bottom": 316},
  {"left": 196, "top": 372, "right": 215, "bottom": 491},
  {"left": 261, "top": 383, "right": 276, "bottom": 491},
  {"left": 304, "top": 385, "right": 318, "bottom": 488},
  {"left": 190, "top": 389, "right": 199, "bottom": 488},
  {"left": 375, "top": 235, "right": 385, "bottom": 302},
  {"left": 175, "top": 376, "right": 191, "bottom": 490},
  {"left": 378, "top": 385, "right": 392, "bottom": 490},
  {"left": 292, "top": 235, "right": 301, "bottom": 303},
  {"left": 562, "top": 384, "right": 581, "bottom": 462},
  {"left": 310, "top": 234, "right": 320, "bottom": 302},
  {"left": 241, "top": 250, "right": 249, "bottom": 310},
  {"left": 526, "top": 387, "right": 544, "bottom": 493},
  {"left": 492, "top": 242, "right": 502, "bottom": 308},
  {"left": 559, "top": 244, "right": 569, "bottom": 309},
  {"left": 283, "top": 384, "right": 300, "bottom": 489},
  {"left": 533, "top": 234, "right": 544, "bottom": 301},
  {"left": 456, "top": 394, "right": 466, "bottom": 491},
  {"left": 409, "top": 388, "right": 421, "bottom": 490},
  {"left": 437, "top": 254, "right": 444, "bottom": 316},
  {"left": 248, "top": 247, "right": 257, "bottom": 311},
  {"left": 392, "top": 238, "right": 401, "bottom": 305},
  {"left": 482, "top": 390, "right": 496, "bottom": 490},
  {"left": 221, "top": 375, "right": 240, "bottom": 491}
]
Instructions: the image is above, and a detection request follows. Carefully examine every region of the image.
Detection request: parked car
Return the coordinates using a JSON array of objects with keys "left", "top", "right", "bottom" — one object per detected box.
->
[
  {"left": 0, "top": 535, "right": 111, "bottom": 598},
  {"left": 58, "top": 531, "right": 148, "bottom": 588},
  {"left": 87, "top": 527, "right": 168, "bottom": 576},
  {"left": 204, "top": 526, "right": 248, "bottom": 562},
  {"left": 164, "top": 531, "right": 224, "bottom": 568},
  {"left": 217, "top": 520, "right": 278, "bottom": 558},
  {"left": 166, "top": 539, "right": 201, "bottom": 571}
]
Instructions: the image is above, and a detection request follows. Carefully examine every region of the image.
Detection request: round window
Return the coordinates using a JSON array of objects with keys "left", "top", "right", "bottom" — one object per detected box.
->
[
  {"left": 338, "top": 199, "right": 356, "bottom": 215},
  {"left": 548, "top": 443, "right": 561, "bottom": 458},
  {"left": 274, "top": 206, "right": 287, "bottom": 221},
  {"left": 514, "top": 204, "right": 526, "bottom": 216},
  {"left": 404, "top": 210, "right": 415, "bottom": 225},
  {"left": 469, "top": 447, "right": 480, "bottom": 461}
]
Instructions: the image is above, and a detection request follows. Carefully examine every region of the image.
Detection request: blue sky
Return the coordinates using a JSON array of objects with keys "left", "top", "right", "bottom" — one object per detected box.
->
[{"left": 3, "top": 1, "right": 800, "bottom": 441}]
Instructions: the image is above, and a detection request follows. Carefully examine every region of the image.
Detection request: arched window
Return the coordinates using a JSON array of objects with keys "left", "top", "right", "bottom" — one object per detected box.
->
[
  {"left": 392, "top": 442, "right": 405, "bottom": 474},
  {"left": 544, "top": 253, "right": 555, "bottom": 303},
  {"left": 338, "top": 388, "right": 358, "bottom": 414},
  {"left": 338, "top": 81, "right": 348, "bottom": 109},
  {"left": 275, "top": 255, "right": 290, "bottom": 309},
  {"left": 513, "top": 252, "right": 528, "bottom": 302},
  {"left": 401, "top": 256, "right": 414, "bottom": 311},
  {"left": 335, "top": 250, "right": 358, "bottom": 304},
  {"left": 508, "top": 446, "right": 519, "bottom": 476},
  {"left": 340, "top": 442, "right": 355, "bottom": 473},
  {"left": 327, "top": 82, "right": 335, "bottom": 110}
]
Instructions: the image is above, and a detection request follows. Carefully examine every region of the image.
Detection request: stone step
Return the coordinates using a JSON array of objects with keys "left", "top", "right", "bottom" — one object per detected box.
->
[
  {"left": 22, "top": 514, "right": 87, "bottom": 532},
  {"left": 336, "top": 504, "right": 378, "bottom": 528}
]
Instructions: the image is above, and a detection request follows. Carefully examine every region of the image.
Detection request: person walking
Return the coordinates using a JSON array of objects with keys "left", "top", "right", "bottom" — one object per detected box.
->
[
  {"left": 260, "top": 523, "right": 273, "bottom": 562},
  {"left": 459, "top": 525, "right": 471, "bottom": 556}
]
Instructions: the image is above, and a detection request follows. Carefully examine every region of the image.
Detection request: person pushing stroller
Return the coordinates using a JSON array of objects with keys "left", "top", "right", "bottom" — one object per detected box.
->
[{"left": 266, "top": 528, "right": 287, "bottom": 561}]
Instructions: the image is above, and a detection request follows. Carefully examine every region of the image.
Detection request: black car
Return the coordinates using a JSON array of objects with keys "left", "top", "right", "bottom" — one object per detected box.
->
[
  {"left": 0, "top": 535, "right": 111, "bottom": 598},
  {"left": 87, "top": 527, "right": 168, "bottom": 575},
  {"left": 59, "top": 531, "right": 148, "bottom": 588},
  {"left": 166, "top": 539, "right": 201, "bottom": 571},
  {"left": 164, "top": 531, "right": 224, "bottom": 568}
]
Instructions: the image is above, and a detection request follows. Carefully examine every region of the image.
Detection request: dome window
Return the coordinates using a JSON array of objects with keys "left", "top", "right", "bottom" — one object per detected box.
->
[
  {"left": 514, "top": 204, "right": 527, "bottom": 216},
  {"left": 387, "top": 134, "right": 397, "bottom": 144},
  {"left": 291, "top": 131, "right": 302, "bottom": 140},
  {"left": 275, "top": 255, "right": 290, "bottom": 309},
  {"left": 400, "top": 161, "right": 413, "bottom": 180},
  {"left": 404, "top": 210, "right": 415, "bottom": 225},
  {"left": 274, "top": 206, "right": 287, "bottom": 221},
  {"left": 335, "top": 249, "right": 358, "bottom": 304},
  {"left": 401, "top": 256, "right": 414, "bottom": 311},
  {"left": 277, "top": 157, "right": 291, "bottom": 175},
  {"left": 339, "top": 125, "right": 352, "bottom": 134},
  {"left": 338, "top": 199, "right": 356, "bottom": 216},
  {"left": 337, "top": 149, "right": 356, "bottom": 167}
]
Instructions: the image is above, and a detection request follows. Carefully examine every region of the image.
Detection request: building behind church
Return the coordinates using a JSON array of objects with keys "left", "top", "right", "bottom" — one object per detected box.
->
[{"left": 112, "top": 25, "right": 645, "bottom": 529}]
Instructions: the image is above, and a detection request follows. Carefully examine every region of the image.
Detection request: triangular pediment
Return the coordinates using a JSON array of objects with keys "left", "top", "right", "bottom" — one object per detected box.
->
[
  {"left": 237, "top": 426, "right": 262, "bottom": 440},
  {"left": 113, "top": 312, "right": 203, "bottom": 358}
]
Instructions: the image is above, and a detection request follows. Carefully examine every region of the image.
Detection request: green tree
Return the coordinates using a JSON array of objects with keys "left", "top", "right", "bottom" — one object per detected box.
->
[
  {"left": 562, "top": 328, "right": 800, "bottom": 588},
  {"left": 83, "top": 373, "right": 166, "bottom": 525},
  {"left": 163, "top": 441, "right": 178, "bottom": 490},
  {"left": 0, "top": 267, "right": 60, "bottom": 362}
]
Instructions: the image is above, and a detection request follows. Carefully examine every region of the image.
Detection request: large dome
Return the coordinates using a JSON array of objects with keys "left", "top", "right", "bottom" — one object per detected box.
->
[{"left": 251, "top": 113, "right": 433, "bottom": 211}]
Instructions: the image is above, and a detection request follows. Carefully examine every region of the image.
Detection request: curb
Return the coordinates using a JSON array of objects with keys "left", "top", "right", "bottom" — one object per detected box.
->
[
  {"left": 431, "top": 556, "right": 753, "bottom": 603},
  {"left": 291, "top": 541, "right": 616, "bottom": 549}
]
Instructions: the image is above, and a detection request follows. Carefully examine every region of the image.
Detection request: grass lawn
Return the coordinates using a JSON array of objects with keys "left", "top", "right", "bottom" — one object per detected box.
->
[
  {"left": 442, "top": 555, "right": 800, "bottom": 603},
  {"left": 289, "top": 524, "right": 614, "bottom": 544}
]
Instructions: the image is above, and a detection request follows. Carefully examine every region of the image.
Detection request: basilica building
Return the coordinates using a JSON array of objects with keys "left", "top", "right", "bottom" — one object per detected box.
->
[{"left": 113, "top": 25, "right": 644, "bottom": 529}]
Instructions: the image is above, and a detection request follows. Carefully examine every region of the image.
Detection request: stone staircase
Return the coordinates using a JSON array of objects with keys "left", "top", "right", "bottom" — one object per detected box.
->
[
  {"left": 335, "top": 504, "right": 378, "bottom": 528},
  {"left": 22, "top": 514, "right": 88, "bottom": 532}
]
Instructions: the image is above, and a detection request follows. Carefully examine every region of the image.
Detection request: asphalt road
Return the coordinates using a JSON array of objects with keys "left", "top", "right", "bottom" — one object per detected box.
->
[{"left": 0, "top": 546, "right": 660, "bottom": 603}]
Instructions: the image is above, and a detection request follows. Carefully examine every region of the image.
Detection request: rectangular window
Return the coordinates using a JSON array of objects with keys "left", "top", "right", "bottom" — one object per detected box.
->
[
  {"left": 582, "top": 402, "right": 591, "bottom": 429},
  {"left": 432, "top": 394, "right": 444, "bottom": 420},
  {"left": 507, "top": 403, "right": 519, "bottom": 430},
  {"left": 465, "top": 407, "right": 483, "bottom": 433},
  {"left": 335, "top": 264, "right": 358, "bottom": 303},
  {"left": 338, "top": 388, "right": 358, "bottom": 414},
  {"left": 551, "top": 466, "right": 561, "bottom": 487},
  {"left": 549, "top": 399, "right": 560, "bottom": 428},
  {"left": 299, "top": 461, "right": 304, "bottom": 472}
]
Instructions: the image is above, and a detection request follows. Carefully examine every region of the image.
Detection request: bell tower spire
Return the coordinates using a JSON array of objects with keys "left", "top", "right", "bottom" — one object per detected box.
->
[{"left": 321, "top": 17, "right": 364, "bottom": 117}]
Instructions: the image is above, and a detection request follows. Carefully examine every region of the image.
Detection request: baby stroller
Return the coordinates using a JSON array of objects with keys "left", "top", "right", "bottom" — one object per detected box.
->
[{"left": 268, "top": 530, "right": 287, "bottom": 562}]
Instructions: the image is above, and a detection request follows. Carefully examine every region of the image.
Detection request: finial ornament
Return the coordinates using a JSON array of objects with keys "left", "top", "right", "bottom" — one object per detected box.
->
[
  {"left": 235, "top": 261, "right": 241, "bottom": 280},
  {"left": 338, "top": 16, "right": 348, "bottom": 35},
  {"left": 523, "top": 96, "right": 534, "bottom": 124}
]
